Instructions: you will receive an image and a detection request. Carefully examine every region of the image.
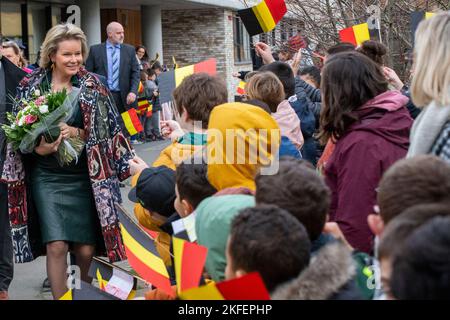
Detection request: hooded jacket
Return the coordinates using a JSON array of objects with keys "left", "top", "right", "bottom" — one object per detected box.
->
[
  {"left": 271, "top": 241, "right": 363, "bottom": 300},
  {"left": 152, "top": 132, "right": 207, "bottom": 170},
  {"left": 195, "top": 194, "right": 255, "bottom": 282},
  {"left": 206, "top": 102, "right": 280, "bottom": 192},
  {"left": 272, "top": 100, "right": 304, "bottom": 150},
  {"left": 195, "top": 102, "right": 280, "bottom": 281},
  {"left": 325, "top": 90, "right": 412, "bottom": 254}
]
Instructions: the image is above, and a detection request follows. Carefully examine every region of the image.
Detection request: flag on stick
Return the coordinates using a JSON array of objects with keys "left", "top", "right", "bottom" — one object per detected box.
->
[
  {"left": 236, "top": 81, "right": 246, "bottom": 95},
  {"left": 288, "top": 34, "right": 307, "bottom": 51},
  {"left": 138, "top": 82, "right": 145, "bottom": 95},
  {"left": 158, "top": 59, "right": 217, "bottom": 104},
  {"left": 238, "top": 0, "right": 287, "bottom": 36},
  {"left": 339, "top": 21, "right": 382, "bottom": 46},
  {"left": 411, "top": 11, "right": 435, "bottom": 44},
  {"left": 115, "top": 204, "right": 174, "bottom": 297},
  {"left": 179, "top": 272, "right": 270, "bottom": 300},
  {"left": 173, "top": 237, "right": 208, "bottom": 294},
  {"left": 121, "top": 108, "right": 143, "bottom": 136}
]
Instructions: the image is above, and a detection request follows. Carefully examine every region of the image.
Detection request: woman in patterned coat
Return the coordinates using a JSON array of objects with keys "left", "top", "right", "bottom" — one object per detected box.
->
[{"left": 1, "top": 23, "right": 134, "bottom": 299}]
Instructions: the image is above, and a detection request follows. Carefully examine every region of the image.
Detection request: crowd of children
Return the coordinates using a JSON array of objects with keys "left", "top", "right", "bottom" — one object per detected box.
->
[
  {"left": 125, "top": 12, "right": 450, "bottom": 300},
  {"left": 132, "top": 53, "right": 165, "bottom": 144}
]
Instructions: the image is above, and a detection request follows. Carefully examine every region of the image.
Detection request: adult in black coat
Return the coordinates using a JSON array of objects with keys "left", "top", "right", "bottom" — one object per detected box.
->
[
  {"left": 0, "top": 44, "right": 27, "bottom": 300},
  {"left": 85, "top": 21, "right": 140, "bottom": 114}
]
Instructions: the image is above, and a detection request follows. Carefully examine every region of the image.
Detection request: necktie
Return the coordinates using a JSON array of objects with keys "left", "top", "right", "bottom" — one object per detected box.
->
[{"left": 111, "top": 46, "right": 119, "bottom": 90}]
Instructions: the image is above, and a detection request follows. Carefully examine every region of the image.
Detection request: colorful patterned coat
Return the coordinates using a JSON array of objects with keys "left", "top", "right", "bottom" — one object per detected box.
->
[{"left": 1, "top": 67, "right": 134, "bottom": 263}]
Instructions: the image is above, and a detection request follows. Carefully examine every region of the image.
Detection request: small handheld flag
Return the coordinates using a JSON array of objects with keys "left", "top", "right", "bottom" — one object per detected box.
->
[
  {"left": 339, "top": 22, "right": 372, "bottom": 46},
  {"left": 238, "top": 0, "right": 287, "bottom": 36},
  {"left": 179, "top": 272, "right": 271, "bottom": 300},
  {"left": 172, "top": 56, "right": 179, "bottom": 69},
  {"left": 137, "top": 98, "right": 152, "bottom": 118},
  {"left": 288, "top": 34, "right": 307, "bottom": 51},
  {"left": 121, "top": 108, "right": 143, "bottom": 136},
  {"left": 173, "top": 237, "right": 208, "bottom": 294},
  {"left": 411, "top": 11, "right": 435, "bottom": 45},
  {"left": 158, "top": 58, "right": 217, "bottom": 104},
  {"left": 115, "top": 204, "right": 174, "bottom": 297},
  {"left": 237, "top": 81, "right": 246, "bottom": 95},
  {"left": 138, "top": 82, "right": 144, "bottom": 95}
]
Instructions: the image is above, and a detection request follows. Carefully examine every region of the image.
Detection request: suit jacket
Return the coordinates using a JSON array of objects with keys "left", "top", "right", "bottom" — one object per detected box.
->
[
  {"left": 85, "top": 43, "right": 140, "bottom": 109},
  {"left": 0, "top": 57, "right": 26, "bottom": 173}
]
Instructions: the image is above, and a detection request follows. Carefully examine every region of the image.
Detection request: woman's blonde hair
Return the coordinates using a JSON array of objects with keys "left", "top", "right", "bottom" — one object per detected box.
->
[
  {"left": 245, "top": 71, "right": 285, "bottom": 113},
  {"left": 411, "top": 12, "right": 450, "bottom": 107},
  {"left": 2, "top": 41, "right": 27, "bottom": 68},
  {"left": 39, "top": 23, "right": 88, "bottom": 69}
]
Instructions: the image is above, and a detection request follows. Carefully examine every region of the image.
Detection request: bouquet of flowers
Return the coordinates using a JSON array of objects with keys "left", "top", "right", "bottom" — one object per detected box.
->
[{"left": 1, "top": 87, "right": 85, "bottom": 166}]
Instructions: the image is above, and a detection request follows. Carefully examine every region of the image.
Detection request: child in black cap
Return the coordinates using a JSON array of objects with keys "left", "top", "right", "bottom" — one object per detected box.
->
[{"left": 128, "top": 165, "right": 178, "bottom": 268}]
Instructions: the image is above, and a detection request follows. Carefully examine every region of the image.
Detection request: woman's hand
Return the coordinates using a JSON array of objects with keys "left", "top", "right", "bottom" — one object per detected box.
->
[
  {"left": 291, "top": 48, "right": 303, "bottom": 76},
  {"left": 160, "top": 120, "right": 184, "bottom": 142},
  {"left": 383, "top": 67, "right": 404, "bottom": 91},
  {"left": 34, "top": 135, "right": 63, "bottom": 156},
  {"left": 323, "top": 222, "right": 354, "bottom": 251},
  {"left": 59, "top": 122, "right": 77, "bottom": 139},
  {"left": 255, "top": 42, "right": 275, "bottom": 65},
  {"left": 128, "top": 155, "right": 149, "bottom": 176}
]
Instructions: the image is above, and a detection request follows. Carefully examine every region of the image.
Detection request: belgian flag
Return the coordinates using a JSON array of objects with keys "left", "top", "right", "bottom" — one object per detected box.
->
[
  {"left": 137, "top": 81, "right": 144, "bottom": 95},
  {"left": 121, "top": 108, "right": 143, "bottom": 136},
  {"left": 115, "top": 204, "right": 174, "bottom": 297},
  {"left": 411, "top": 11, "right": 435, "bottom": 44},
  {"left": 339, "top": 22, "right": 380, "bottom": 46},
  {"left": 137, "top": 98, "right": 152, "bottom": 118},
  {"left": 236, "top": 81, "right": 246, "bottom": 95},
  {"left": 179, "top": 272, "right": 271, "bottom": 300},
  {"left": 238, "top": 0, "right": 287, "bottom": 36},
  {"left": 158, "top": 58, "right": 217, "bottom": 105},
  {"left": 173, "top": 237, "right": 208, "bottom": 294}
]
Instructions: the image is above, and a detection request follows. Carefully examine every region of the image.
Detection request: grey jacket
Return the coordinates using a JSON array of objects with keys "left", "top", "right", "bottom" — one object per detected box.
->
[
  {"left": 407, "top": 100, "right": 450, "bottom": 158},
  {"left": 271, "top": 241, "right": 363, "bottom": 300}
]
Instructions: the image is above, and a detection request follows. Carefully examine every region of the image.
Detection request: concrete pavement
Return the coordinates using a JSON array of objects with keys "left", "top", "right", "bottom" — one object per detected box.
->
[{"left": 8, "top": 140, "right": 170, "bottom": 300}]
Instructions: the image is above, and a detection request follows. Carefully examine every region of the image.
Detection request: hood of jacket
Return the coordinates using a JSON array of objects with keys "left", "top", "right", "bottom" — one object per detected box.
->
[
  {"left": 206, "top": 102, "right": 280, "bottom": 192},
  {"left": 272, "top": 100, "right": 303, "bottom": 149},
  {"left": 346, "top": 90, "right": 412, "bottom": 149},
  {"left": 195, "top": 194, "right": 256, "bottom": 282},
  {"left": 271, "top": 241, "right": 357, "bottom": 300}
]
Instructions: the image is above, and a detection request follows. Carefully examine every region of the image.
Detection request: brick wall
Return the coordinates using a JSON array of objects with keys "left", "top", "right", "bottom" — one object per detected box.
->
[{"left": 161, "top": 8, "right": 253, "bottom": 101}]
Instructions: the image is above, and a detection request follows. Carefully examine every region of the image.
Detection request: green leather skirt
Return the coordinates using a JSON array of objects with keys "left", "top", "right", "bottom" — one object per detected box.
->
[{"left": 31, "top": 166, "right": 99, "bottom": 245}]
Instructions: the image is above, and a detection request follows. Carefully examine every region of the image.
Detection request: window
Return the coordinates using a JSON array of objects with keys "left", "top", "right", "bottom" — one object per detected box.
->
[
  {"left": 271, "top": 29, "right": 276, "bottom": 46},
  {"left": 259, "top": 33, "right": 268, "bottom": 43},
  {"left": 0, "top": 2, "right": 22, "bottom": 46},
  {"left": 233, "top": 16, "right": 251, "bottom": 63}
]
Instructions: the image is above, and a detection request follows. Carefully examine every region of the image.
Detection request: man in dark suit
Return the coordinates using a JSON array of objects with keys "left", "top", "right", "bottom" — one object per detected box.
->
[
  {"left": 0, "top": 34, "right": 27, "bottom": 300},
  {"left": 85, "top": 21, "right": 140, "bottom": 114}
]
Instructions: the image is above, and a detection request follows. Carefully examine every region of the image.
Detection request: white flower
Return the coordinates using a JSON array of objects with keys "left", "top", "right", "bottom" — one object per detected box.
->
[
  {"left": 11, "top": 124, "right": 16, "bottom": 129},
  {"left": 18, "top": 116, "right": 25, "bottom": 127},
  {"left": 34, "top": 89, "right": 41, "bottom": 97},
  {"left": 39, "top": 104, "right": 49, "bottom": 114}
]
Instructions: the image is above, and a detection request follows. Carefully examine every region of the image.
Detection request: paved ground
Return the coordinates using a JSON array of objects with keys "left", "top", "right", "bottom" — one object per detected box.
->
[{"left": 8, "top": 140, "right": 170, "bottom": 300}]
